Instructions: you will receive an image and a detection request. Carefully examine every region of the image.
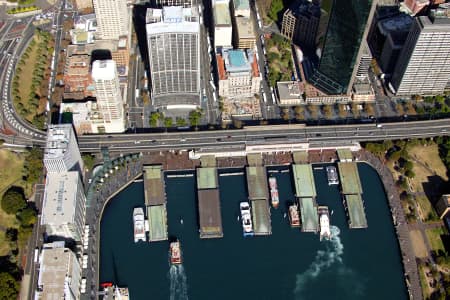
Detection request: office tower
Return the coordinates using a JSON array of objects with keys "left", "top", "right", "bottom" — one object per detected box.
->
[
  {"left": 234, "top": 16, "right": 256, "bottom": 49},
  {"left": 44, "top": 124, "right": 84, "bottom": 174},
  {"left": 281, "top": 0, "right": 320, "bottom": 50},
  {"left": 36, "top": 242, "right": 81, "bottom": 300},
  {"left": 92, "top": 0, "right": 129, "bottom": 40},
  {"left": 92, "top": 60, "right": 125, "bottom": 133},
  {"left": 390, "top": 14, "right": 450, "bottom": 95},
  {"left": 41, "top": 172, "right": 86, "bottom": 243},
  {"left": 355, "top": 42, "right": 372, "bottom": 78},
  {"left": 308, "top": 0, "right": 377, "bottom": 95},
  {"left": 213, "top": 0, "right": 233, "bottom": 48},
  {"left": 146, "top": 6, "right": 201, "bottom": 110}
]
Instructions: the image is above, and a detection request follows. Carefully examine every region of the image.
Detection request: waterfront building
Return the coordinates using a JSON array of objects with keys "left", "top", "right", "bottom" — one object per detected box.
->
[
  {"left": 213, "top": 0, "right": 233, "bottom": 48},
  {"left": 92, "top": 0, "right": 129, "bottom": 40},
  {"left": 307, "top": 0, "right": 376, "bottom": 95},
  {"left": 92, "top": 59, "right": 126, "bottom": 133},
  {"left": 281, "top": 0, "right": 320, "bottom": 50},
  {"left": 44, "top": 124, "right": 84, "bottom": 174},
  {"left": 390, "top": 13, "right": 450, "bottom": 96},
  {"left": 36, "top": 242, "right": 81, "bottom": 300},
  {"left": 70, "top": 14, "right": 97, "bottom": 45},
  {"left": 234, "top": 16, "right": 256, "bottom": 49},
  {"left": 146, "top": 6, "right": 201, "bottom": 111},
  {"left": 231, "top": 0, "right": 250, "bottom": 17},
  {"left": 41, "top": 171, "right": 86, "bottom": 243},
  {"left": 436, "top": 194, "right": 450, "bottom": 219},
  {"left": 217, "top": 48, "right": 261, "bottom": 99}
]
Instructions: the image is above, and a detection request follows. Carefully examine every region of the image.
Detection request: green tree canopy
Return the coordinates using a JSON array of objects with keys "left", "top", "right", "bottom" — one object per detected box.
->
[
  {"left": 1, "top": 187, "right": 26, "bottom": 215},
  {"left": 17, "top": 207, "right": 37, "bottom": 227},
  {"left": 0, "top": 272, "right": 19, "bottom": 300}
]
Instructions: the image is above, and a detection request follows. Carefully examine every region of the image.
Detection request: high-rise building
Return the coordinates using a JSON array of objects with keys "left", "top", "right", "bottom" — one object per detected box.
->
[
  {"left": 92, "top": 59, "right": 125, "bottom": 133},
  {"left": 41, "top": 172, "right": 86, "bottom": 243},
  {"left": 307, "top": 0, "right": 376, "bottom": 95},
  {"left": 44, "top": 124, "right": 84, "bottom": 174},
  {"left": 146, "top": 6, "right": 201, "bottom": 110},
  {"left": 390, "top": 14, "right": 450, "bottom": 95},
  {"left": 92, "top": 0, "right": 129, "bottom": 40},
  {"left": 281, "top": 0, "right": 321, "bottom": 50},
  {"left": 213, "top": 0, "right": 233, "bottom": 48},
  {"left": 234, "top": 16, "right": 256, "bottom": 49}
]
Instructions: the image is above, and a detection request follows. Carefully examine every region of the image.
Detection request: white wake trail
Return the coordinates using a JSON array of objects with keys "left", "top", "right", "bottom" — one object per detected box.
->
[{"left": 169, "top": 264, "right": 188, "bottom": 300}]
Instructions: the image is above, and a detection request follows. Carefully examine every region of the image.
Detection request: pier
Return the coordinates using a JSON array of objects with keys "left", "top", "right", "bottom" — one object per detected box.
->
[
  {"left": 337, "top": 162, "right": 368, "bottom": 229},
  {"left": 299, "top": 197, "right": 319, "bottom": 232},
  {"left": 143, "top": 165, "right": 168, "bottom": 241},
  {"left": 196, "top": 166, "right": 223, "bottom": 239},
  {"left": 291, "top": 164, "right": 318, "bottom": 232}
]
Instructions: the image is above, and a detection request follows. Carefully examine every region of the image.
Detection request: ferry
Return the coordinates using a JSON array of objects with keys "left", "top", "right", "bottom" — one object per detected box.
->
[
  {"left": 288, "top": 204, "right": 300, "bottom": 227},
  {"left": 318, "top": 206, "right": 331, "bottom": 241},
  {"left": 170, "top": 240, "right": 182, "bottom": 265},
  {"left": 326, "top": 166, "right": 339, "bottom": 185},
  {"left": 240, "top": 202, "right": 254, "bottom": 237},
  {"left": 133, "top": 207, "right": 146, "bottom": 243},
  {"left": 268, "top": 177, "right": 279, "bottom": 208}
]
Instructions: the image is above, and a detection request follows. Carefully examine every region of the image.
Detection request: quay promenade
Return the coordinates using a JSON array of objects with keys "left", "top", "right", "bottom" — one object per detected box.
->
[{"left": 357, "top": 150, "right": 422, "bottom": 300}]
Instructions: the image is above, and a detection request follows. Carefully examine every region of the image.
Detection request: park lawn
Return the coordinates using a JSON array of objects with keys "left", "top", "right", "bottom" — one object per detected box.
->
[
  {"left": 415, "top": 195, "right": 438, "bottom": 222},
  {"left": 0, "top": 205, "right": 20, "bottom": 256},
  {"left": 0, "top": 231, "right": 11, "bottom": 256},
  {"left": 425, "top": 227, "right": 446, "bottom": 253},
  {"left": 0, "top": 149, "right": 25, "bottom": 195},
  {"left": 409, "top": 229, "right": 428, "bottom": 258}
]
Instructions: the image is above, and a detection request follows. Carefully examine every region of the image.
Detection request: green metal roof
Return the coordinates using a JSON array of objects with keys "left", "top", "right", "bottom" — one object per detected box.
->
[
  {"left": 246, "top": 166, "right": 269, "bottom": 200},
  {"left": 299, "top": 197, "right": 318, "bottom": 232},
  {"left": 251, "top": 199, "right": 271, "bottom": 235},
  {"left": 292, "top": 164, "right": 317, "bottom": 198},
  {"left": 147, "top": 205, "right": 168, "bottom": 242},
  {"left": 345, "top": 194, "right": 367, "bottom": 228},
  {"left": 196, "top": 167, "right": 218, "bottom": 190},
  {"left": 338, "top": 162, "right": 363, "bottom": 195}
]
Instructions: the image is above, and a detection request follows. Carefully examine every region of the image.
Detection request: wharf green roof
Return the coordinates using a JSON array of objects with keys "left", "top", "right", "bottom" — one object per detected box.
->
[
  {"left": 143, "top": 165, "right": 165, "bottom": 205},
  {"left": 292, "top": 164, "right": 317, "bottom": 198},
  {"left": 198, "top": 189, "right": 223, "bottom": 238},
  {"left": 299, "top": 197, "right": 318, "bottom": 232},
  {"left": 293, "top": 151, "right": 308, "bottom": 164},
  {"left": 246, "top": 166, "right": 269, "bottom": 200},
  {"left": 345, "top": 194, "right": 368, "bottom": 228},
  {"left": 147, "top": 205, "right": 168, "bottom": 241},
  {"left": 251, "top": 199, "right": 271, "bottom": 235},
  {"left": 197, "top": 167, "right": 218, "bottom": 190},
  {"left": 338, "top": 162, "right": 363, "bottom": 195},
  {"left": 214, "top": 2, "right": 231, "bottom": 25},
  {"left": 337, "top": 149, "right": 353, "bottom": 162}
]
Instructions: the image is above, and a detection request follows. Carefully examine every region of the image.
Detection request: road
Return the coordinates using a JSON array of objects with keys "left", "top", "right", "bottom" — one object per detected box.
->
[{"left": 76, "top": 119, "right": 450, "bottom": 153}]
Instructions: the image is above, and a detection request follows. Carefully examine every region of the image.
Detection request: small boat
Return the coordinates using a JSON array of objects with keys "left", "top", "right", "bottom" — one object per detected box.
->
[
  {"left": 133, "top": 207, "right": 146, "bottom": 243},
  {"left": 326, "top": 166, "right": 339, "bottom": 185},
  {"left": 170, "top": 240, "right": 182, "bottom": 265},
  {"left": 269, "top": 177, "right": 279, "bottom": 208},
  {"left": 318, "top": 206, "right": 331, "bottom": 241},
  {"left": 240, "top": 202, "right": 254, "bottom": 237},
  {"left": 289, "top": 204, "right": 300, "bottom": 227},
  {"left": 100, "top": 282, "right": 113, "bottom": 288}
]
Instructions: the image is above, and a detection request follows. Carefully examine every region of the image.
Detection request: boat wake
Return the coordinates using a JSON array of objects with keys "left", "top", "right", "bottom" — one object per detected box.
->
[
  {"left": 169, "top": 264, "right": 188, "bottom": 300},
  {"left": 293, "top": 226, "right": 364, "bottom": 298}
]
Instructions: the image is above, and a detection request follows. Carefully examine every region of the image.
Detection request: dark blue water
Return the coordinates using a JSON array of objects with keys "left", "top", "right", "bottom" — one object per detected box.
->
[{"left": 100, "top": 163, "right": 407, "bottom": 300}]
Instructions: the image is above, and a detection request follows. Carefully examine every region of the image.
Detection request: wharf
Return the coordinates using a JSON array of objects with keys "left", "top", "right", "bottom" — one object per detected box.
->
[
  {"left": 147, "top": 205, "right": 168, "bottom": 242},
  {"left": 246, "top": 166, "right": 269, "bottom": 201},
  {"left": 196, "top": 167, "right": 218, "bottom": 189},
  {"left": 343, "top": 194, "right": 368, "bottom": 229},
  {"left": 143, "top": 165, "right": 166, "bottom": 206},
  {"left": 292, "top": 164, "right": 317, "bottom": 198},
  {"left": 251, "top": 199, "right": 272, "bottom": 235},
  {"left": 198, "top": 189, "right": 223, "bottom": 238},
  {"left": 337, "top": 162, "right": 363, "bottom": 195},
  {"left": 299, "top": 197, "right": 318, "bottom": 232}
]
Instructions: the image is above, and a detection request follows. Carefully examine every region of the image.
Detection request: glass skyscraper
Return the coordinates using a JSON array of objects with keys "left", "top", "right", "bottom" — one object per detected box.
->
[{"left": 309, "top": 0, "right": 374, "bottom": 95}]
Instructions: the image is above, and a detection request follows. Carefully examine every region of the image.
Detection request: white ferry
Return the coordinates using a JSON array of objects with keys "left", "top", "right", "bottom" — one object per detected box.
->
[
  {"left": 318, "top": 206, "right": 331, "bottom": 241},
  {"left": 326, "top": 166, "right": 339, "bottom": 185},
  {"left": 133, "top": 207, "right": 146, "bottom": 243},
  {"left": 240, "top": 202, "right": 254, "bottom": 237},
  {"left": 269, "top": 177, "right": 279, "bottom": 208}
]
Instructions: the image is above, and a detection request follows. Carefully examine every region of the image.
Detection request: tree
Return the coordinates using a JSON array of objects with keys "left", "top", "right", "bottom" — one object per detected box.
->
[
  {"left": 176, "top": 117, "right": 187, "bottom": 127},
  {"left": 268, "top": 0, "right": 283, "bottom": 21},
  {"left": 322, "top": 105, "right": 333, "bottom": 119},
  {"left": 189, "top": 110, "right": 202, "bottom": 127},
  {"left": 0, "top": 272, "right": 19, "bottom": 300},
  {"left": 17, "top": 207, "right": 37, "bottom": 227},
  {"left": 307, "top": 104, "right": 319, "bottom": 119},
  {"left": 164, "top": 117, "right": 173, "bottom": 128},
  {"left": 351, "top": 102, "right": 359, "bottom": 118},
  {"left": 338, "top": 104, "right": 347, "bottom": 119},
  {"left": 149, "top": 112, "right": 161, "bottom": 127},
  {"left": 23, "top": 148, "right": 43, "bottom": 184},
  {"left": 1, "top": 187, "right": 26, "bottom": 215},
  {"left": 405, "top": 169, "right": 415, "bottom": 178},
  {"left": 5, "top": 228, "right": 18, "bottom": 242},
  {"left": 82, "top": 154, "right": 95, "bottom": 171}
]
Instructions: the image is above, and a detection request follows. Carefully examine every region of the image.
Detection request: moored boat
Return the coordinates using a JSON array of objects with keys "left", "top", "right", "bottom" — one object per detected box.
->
[
  {"left": 133, "top": 207, "right": 146, "bottom": 243},
  {"left": 326, "top": 166, "right": 339, "bottom": 185},
  {"left": 269, "top": 177, "right": 279, "bottom": 208},
  {"left": 318, "top": 206, "right": 331, "bottom": 241},
  {"left": 240, "top": 202, "right": 254, "bottom": 237},
  {"left": 289, "top": 204, "right": 300, "bottom": 227},
  {"left": 170, "top": 240, "right": 182, "bottom": 265}
]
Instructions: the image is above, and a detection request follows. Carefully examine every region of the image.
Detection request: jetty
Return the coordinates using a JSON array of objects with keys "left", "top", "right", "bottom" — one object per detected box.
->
[
  {"left": 196, "top": 166, "right": 223, "bottom": 239},
  {"left": 292, "top": 164, "right": 318, "bottom": 232},
  {"left": 143, "top": 165, "right": 168, "bottom": 241}
]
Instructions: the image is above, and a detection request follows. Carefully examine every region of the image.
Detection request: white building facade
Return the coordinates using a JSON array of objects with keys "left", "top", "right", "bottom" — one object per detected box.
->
[{"left": 92, "top": 0, "right": 129, "bottom": 40}]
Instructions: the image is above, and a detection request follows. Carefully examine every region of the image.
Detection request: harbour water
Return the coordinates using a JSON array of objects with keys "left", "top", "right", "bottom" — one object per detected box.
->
[{"left": 100, "top": 163, "right": 407, "bottom": 300}]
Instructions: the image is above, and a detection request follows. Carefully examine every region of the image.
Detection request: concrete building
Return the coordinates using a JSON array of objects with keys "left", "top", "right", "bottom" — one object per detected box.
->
[
  {"left": 351, "top": 79, "right": 375, "bottom": 102},
  {"left": 92, "top": 60, "right": 125, "bottom": 133},
  {"left": 63, "top": 54, "right": 93, "bottom": 100},
  {"left": 390, "top": 14, "right": 450, "bottom": 96},
  {"left": 111, "top": 37, "right": 130, "bottom": 77},
  {"left": 154, "top": 0, "right": 192, "bottom": 7},
  {"left": 217, "top": 48, "right": 261, "bottom": 99},
  {"left": 146, "top": 6, "right": 201, "bottom": 110},
  {"left": 36, "top": 242, "right": 81, "bottom": 300},
  {"left": 74, "top": 0, "right": 93, "bottom": 11},
  {"left": 276, "top": 81, "right": 305, "bottom": 106},
  {"left": 281, "top": 0, "right": 320, "bottom": 50},
  {"left": 213, "top": 0, "right": 233, "bottom": 48},
  {"left": 435, "top": 194, "right": 450, "bottom": 219},
  {"left": 60, "top": 101, "right": 106, "bottom": 135},
  {"left": 92, "top": 0, "right": 128, "bottom": 40},
  {"left": 70, "top": 13, "right": 97, "bottom": 45},
  {"left": 379, "top": 32, "right": 408, "bottom": 75},
  {"left": 232, "top": 0, "right": 250, "bottom": 17},
  {"left": 41, "top": 172, "right": 86, "bottom": 243},
  {"left": 234, "top": 16, "right": 256, "bottom": 49},
  {"left": 402, "top": 0, "right": 430, "bottom": 16},
  {"left": 44, "top": 124, "right": 83, "bottom": 174}
]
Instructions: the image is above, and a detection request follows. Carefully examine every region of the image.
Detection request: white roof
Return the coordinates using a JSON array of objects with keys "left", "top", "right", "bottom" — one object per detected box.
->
[
  {"left": 44, "top": 124, "right": 74, "bottom": 160},
  {"left": 91, "top": 60, "right": 117, "bottom": 81}
]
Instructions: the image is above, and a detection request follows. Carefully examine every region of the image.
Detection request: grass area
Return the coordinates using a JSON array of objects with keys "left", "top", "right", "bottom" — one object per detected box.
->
[
  {"left": 0, "top": 149, "right": 24, "bottom": 194},
  {"left": 265, "top": 34, "right": 293, "bottom": 87},
  {"left": 409, "top": 230, "right": 428, "bottom": 258},
  {"left": 415, "top": 195, "right": 439, "bottom": 222},
  {"left": 418, "top": 264, "right": 431, "bottom": 299},
  {"left": 0, "top": 201, "right": 20, "bottom": 256},
  {"left": 425, "top": 227, "right": 446, "bottom": 253}
]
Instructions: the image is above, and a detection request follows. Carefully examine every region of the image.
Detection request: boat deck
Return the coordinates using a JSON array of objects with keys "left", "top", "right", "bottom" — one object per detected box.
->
[
  {"left": 251, "top": 199, "right": 272, "bottom": 235},
  {"left": 147, "top": 205, "right": 168, "bottom": 242},
  {"left": 246, "top": 166, "right": 269, "bottom": 200},
  {"left": 299, "top": 197, "right": 318, "bottom": 232},
  {"left": 337, "top": 162, "right": 363, "bottom": 195},
  {"left": 143, "top": 165, "right": 166, "bottom": 206},
  {"left": 198, "top": 189, "right": 223, "bottom": 238},
  {"left": 344, "top": 194, "right": 368, "bottom": 228},
  {"left": 292, "top": 164, "right": 317, "bottom": 198}
]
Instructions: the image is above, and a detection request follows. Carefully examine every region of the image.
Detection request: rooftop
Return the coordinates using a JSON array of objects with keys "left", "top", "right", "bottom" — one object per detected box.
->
[
  {"left": 345, "top": 194, "right": 368, "bottom": 228},
  {"left": 196, "top": 167, "right": 218, "bottom": 189},
  {"left": 246, "top": 166, "right": 269, "bottom": 200},
  {"left": 143, "top": 165, "right": 165, "bottom": 206},
  {"left": 292, "top": 164, "right": 317, "bottom": 198},
  {"left": 277, "top": 81, "right": 304, "bottom": 100},
  {"left": 198, "top": 189, "right": 223, "bottom": 238},
  {"left": 337, "top": 162, "right": 363, "bottom": 195},
  {"left": 91, "top": 60, "right": 117, "bottom": 81},
  {"left": 233, "top": 0, "right": 249, "bottom": 10},
  {"left": 236, "top": 16, "right": 255, "bottom": 39},
  {"left": 214, "top": 1, "right": 232, "bottom": 25},
  {"left": 41, "top": 171, "right": 81, "bottom": 226},
  {"left": 64, "top": 54, "right": 90, "bottom": 76},
  {"left": 223, "top": 49, "right": 252, "bottom": 73},
  {"left": 44, "top": 124, "right": 74, "bottom": 160},
  {"left": 251, "top": 199, "right": 271, "bottom": 235},
  {"left": 299, "top": 197, "right": 318, "bottom": 232},
  {"left": 378, "top": 13, "right": 413, "bottom": 36},
  {"left": 147, "top": 205, "right": 168, "bottom": 241}
]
